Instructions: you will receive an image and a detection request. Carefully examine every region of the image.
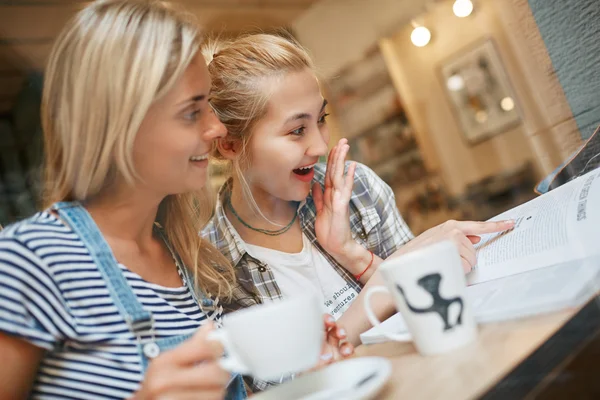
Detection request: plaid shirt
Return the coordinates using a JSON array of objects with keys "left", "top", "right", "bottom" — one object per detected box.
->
[{"left": 201, "top": 162, "right": 414, "bottom": 392}]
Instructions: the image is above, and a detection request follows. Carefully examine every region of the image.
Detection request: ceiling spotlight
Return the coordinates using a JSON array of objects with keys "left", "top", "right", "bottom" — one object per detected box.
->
[
  {"left": 411, "top": 25, "right": 432, "bottom": 47},
  {"left": 453, "top": 0, "right": 474, "bottom": 18}
]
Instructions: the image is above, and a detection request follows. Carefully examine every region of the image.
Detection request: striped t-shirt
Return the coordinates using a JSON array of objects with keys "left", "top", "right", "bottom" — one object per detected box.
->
[{"left": 0, "top": 212, "right": 222, "bottom": 399}]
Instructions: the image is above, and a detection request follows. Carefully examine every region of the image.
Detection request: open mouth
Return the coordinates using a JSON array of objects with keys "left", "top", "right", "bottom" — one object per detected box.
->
[
  {"left": 293, "top": 166, "right": 313, "bottom": 176},
  {"left": 190, "top": 154, "right": 209, "bottom": 162},
  {"left": 293, "top": 163, "right": 315, "bottom": 176},
  {"left": 292, "top": 162, "right": 317, "bottom": 182}
]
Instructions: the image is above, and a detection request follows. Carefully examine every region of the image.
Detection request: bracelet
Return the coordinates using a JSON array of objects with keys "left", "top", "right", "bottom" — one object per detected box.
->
[{"left": 354, "top": 250, "right": 374, "bottom": 281}]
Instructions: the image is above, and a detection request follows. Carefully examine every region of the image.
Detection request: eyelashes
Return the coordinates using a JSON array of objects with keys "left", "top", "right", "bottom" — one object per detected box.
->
[
  {"left": 318, "top": 113, "right": 330, "bottom": 124},
  {"left": 290, "top": 126, "right": 306, "bottom": 136},
  {"left": 183, "top": 109, "right": 201, "bottom": 121},
  {"left": 289, "top": 114, "right": 330, "bottom": 136}
]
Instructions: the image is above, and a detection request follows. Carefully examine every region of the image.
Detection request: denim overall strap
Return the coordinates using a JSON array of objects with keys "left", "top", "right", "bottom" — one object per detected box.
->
[
  {"left": 53, "top": 202, "right": 247, "bottom": 399},
  {"left": 52, "top": 202, "right": 153, "bottom": 333}
]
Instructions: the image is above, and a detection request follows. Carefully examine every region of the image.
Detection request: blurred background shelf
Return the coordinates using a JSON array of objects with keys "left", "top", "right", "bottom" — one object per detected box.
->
[{"left": 325, "top": 46, "right": 450, "bottom": 234}]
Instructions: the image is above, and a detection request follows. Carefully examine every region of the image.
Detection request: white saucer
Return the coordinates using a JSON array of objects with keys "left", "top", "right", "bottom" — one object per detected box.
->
[{"left": 252, "top": 357, "right": 392, "bottom": 400}]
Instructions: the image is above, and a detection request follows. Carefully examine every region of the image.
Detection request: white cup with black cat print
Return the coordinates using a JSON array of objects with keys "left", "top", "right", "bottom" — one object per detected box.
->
[{"left": 363, "top": 240, "right": 477, "bottom": 355}]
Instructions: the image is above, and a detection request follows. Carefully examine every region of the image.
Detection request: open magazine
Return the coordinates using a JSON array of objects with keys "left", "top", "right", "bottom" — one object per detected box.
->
[
  {"left": 468, "top": 167, "right": 600, "bottom": 284},
  {"left": 360, "top": 168, "right": 600, "bottom": 344}
]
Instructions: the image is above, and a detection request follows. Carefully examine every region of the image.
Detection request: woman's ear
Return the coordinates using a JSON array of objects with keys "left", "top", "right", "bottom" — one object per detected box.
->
[{"left": 216, "top": 137, "right": 241, "bottom": 161}]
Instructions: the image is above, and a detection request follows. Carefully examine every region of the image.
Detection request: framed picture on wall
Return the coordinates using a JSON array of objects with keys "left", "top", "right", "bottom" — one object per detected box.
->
[{"left": 439, "top": 38, "right": 521, "bottom": 144}]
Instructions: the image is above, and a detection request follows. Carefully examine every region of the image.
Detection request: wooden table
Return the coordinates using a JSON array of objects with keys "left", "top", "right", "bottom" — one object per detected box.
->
[{"left": 356, "top": 308, "right": 579, "bottom": 399}]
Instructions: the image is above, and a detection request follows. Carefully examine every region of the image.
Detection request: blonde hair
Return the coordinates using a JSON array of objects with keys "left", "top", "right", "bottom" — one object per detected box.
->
[
  {"left": 201, "top": 33, "right": 315, "bottom": 215},
  {"left": 42, "top": 0, "right": 233, "bottom": 298}
]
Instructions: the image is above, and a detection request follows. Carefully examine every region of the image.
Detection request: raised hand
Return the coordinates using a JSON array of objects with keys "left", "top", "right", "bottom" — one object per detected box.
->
[{"left": 313, "top": 138, "right": 357, "bottom": 261}]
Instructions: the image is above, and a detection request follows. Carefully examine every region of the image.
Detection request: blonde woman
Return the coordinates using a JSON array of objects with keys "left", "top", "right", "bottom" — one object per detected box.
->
[
  {"left": 0, "top": 5, "right": 351, "bottom": 399},
  {"left": 202, "top": 34, "right": 514, "bottom": 346},
  {"left": 1, "top": 1, "right": 262, "bottom": 398}
]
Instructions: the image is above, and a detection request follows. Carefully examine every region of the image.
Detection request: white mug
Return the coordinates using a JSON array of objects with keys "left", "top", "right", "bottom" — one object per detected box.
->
[
  {"left": 209, "top": 294, "right": 324, "bottom": 381},
  {"left": 363, "top": 240, "right": 477, "bottom": 355}
]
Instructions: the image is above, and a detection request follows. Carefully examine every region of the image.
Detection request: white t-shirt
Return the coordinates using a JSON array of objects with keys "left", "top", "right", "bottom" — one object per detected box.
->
[{"left": 245, "top": 234, "right": 359, "bottom": 320}]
